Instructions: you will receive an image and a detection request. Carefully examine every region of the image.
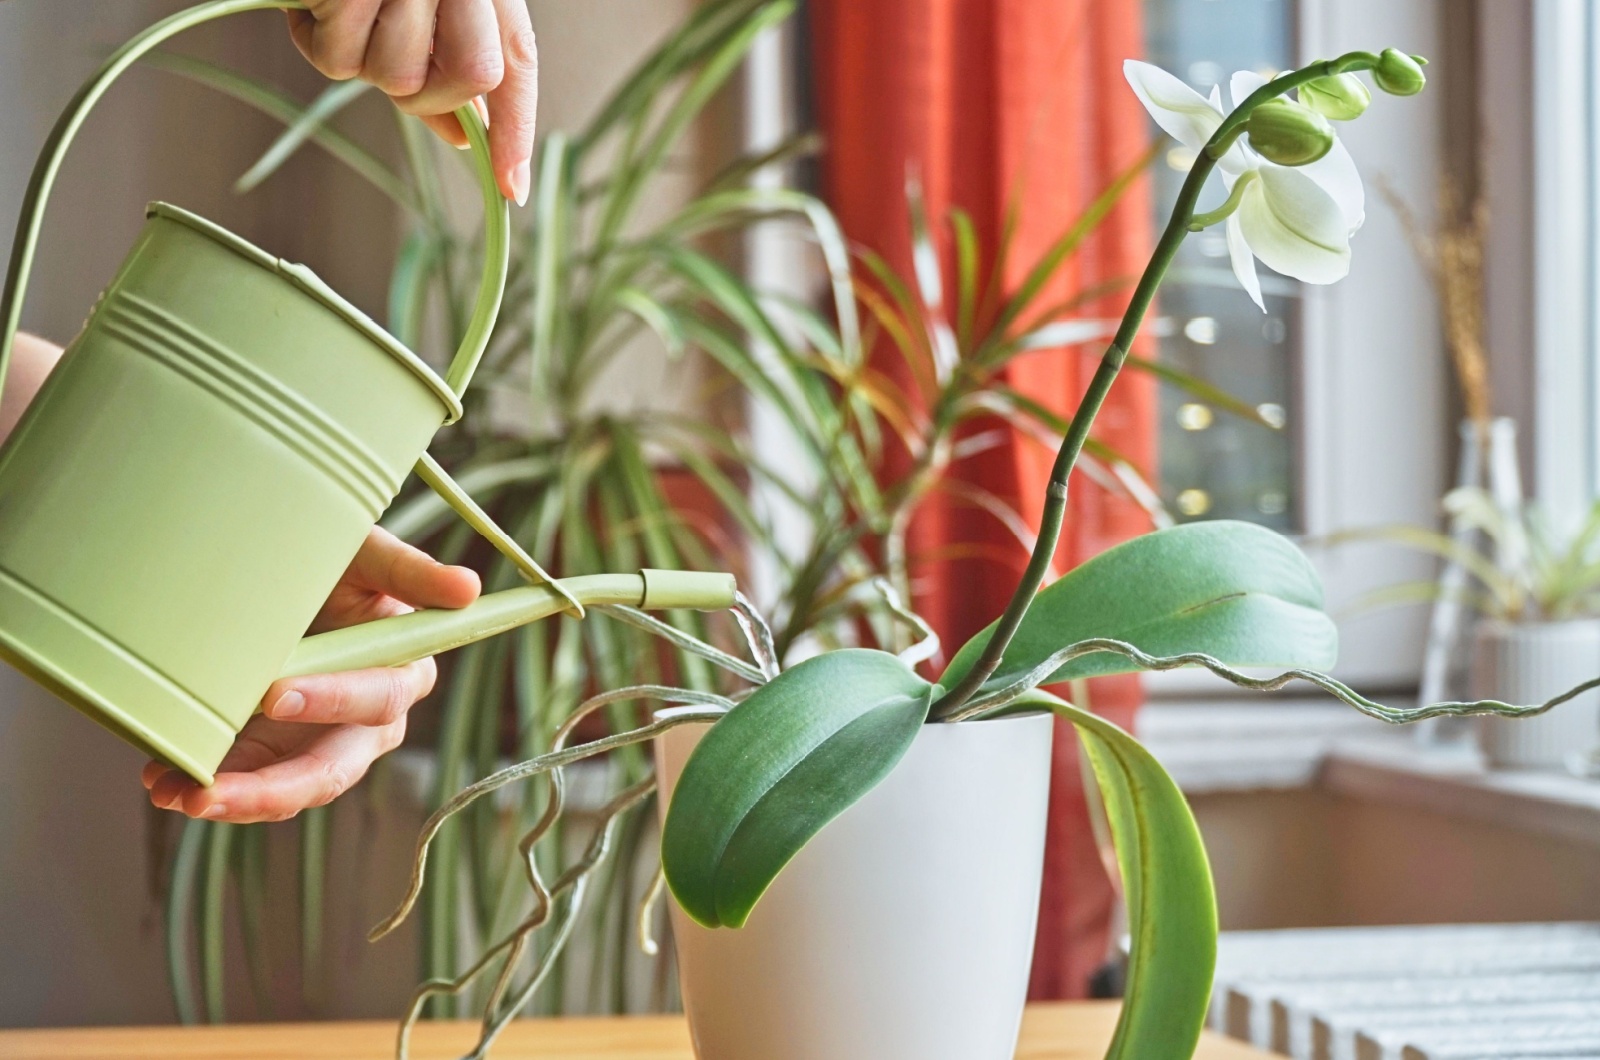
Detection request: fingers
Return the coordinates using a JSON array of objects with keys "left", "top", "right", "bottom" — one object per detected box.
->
[
  {"left": 361, "top": 0, "right": 442, "bottom": 97},
  {"left": 286, "top": 0, "right": 385, "bottom": 80},
  {"left": 260, "top": 658, "right": 438, "bottom": 728},
  {"left": 418, "top": 111, "right": 470, "bottom": 148},
  {"left": 345, "top": 527, "right": 482, "bottom": 611},
  {"left": 391, "top": 0, "right": 502, "bottom": 119},
  {"left": 150, "top": 722, "right": 407, "bottom": 825},
  {"left": 288, "top": 0, "right": 537, "bottom": 204},
  {"left": 485, "top": 0, "right": 538, "bottom": 205}
]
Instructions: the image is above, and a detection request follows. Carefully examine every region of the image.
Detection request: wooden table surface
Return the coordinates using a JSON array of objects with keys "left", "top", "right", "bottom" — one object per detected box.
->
[{"left": 0, "top": 1002, "right": 1268, "bottom": 1059}]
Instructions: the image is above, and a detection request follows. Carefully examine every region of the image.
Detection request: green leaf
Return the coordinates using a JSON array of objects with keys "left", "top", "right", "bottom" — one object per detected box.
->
[
  {"left": 1006, "top": 689, "right": 1215, "bottom": 1060},
  {"left": 235, "top": 80, "right": 372, "bottom": 194},
  {"left": 941, "top": 521, "right": 1337, "bottom": 692},
  {"left": 661, "top": 649, "right": 935, "bottom": 928},
  {"left": 141, "top": 52, "right": 415, "bottom": 212}
]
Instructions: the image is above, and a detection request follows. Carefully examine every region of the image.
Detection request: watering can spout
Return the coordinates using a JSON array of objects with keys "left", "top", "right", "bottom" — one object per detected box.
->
[{"left": 277, "top": 570, "right": 738, "bottom": 680}]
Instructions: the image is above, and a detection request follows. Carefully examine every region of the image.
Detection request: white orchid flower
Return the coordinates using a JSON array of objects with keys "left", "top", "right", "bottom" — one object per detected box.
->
[{"left": 1124, "top": 61, "right": 1366, "bottom": 311}]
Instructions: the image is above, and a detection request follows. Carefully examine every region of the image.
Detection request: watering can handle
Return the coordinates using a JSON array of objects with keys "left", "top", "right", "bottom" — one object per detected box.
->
[
  {"left": 0, "top": 1, "right": 586, "bottom": 610},
  {"left": 0, "top": 0, "right": 505, "bottom": 412}
]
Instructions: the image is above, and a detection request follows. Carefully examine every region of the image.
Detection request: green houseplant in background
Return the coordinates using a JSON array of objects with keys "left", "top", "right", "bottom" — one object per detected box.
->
[{"left": 1335, "top": 487, "right": 1600, "bottom": 771}]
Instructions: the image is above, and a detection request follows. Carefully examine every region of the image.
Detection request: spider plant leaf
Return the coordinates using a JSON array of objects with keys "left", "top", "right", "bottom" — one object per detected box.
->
[
  {"left": 704, "top": 131, "right": 823, "bottom": 194},
  {"left": 578, "top": 0, "right": 769, "bottom": 152},
  {"left": 643, "top": 186, "right": 861, "bottom": 363},
  {"left": 387, "top": 229, "right": 440, "bottom": 349},
  {"left": 141, "top": 52, "right": 415, "bottom": 212},
  {"left": 940, "top": 521, "right": 1338, "bottom": 692},
  {"left": 612, "top": 426, "right": 715, "bottom": 690},
  {"left": 530, "top": 134, "right": 573, "bottom": 387},
  {"left": 235, "top": 79, "right": 372, "bottom": 193},
  {"left": 298, "top": 807, "right": 328, "bottom": 1011},
  {"left": 595, "top": 1, "right": 793, "bottom": 249},
  {"left": 165, "top": 818, "right": 206, "bottom": 1026},
  {"left": 233, "top": 824, "right": 273, "bottom": 1018},
  {"left": 383, "top": 457, "right": 557, "bottom": 541},
  {"left": 614, "top": 286, "right": 688, "bottom": 359},
  {"left": 201, "top": 822, "right": 234, "bottom": 1023},
  {"left": 1001, "top": 688, "right": 1215, "bottom": 1060},
  {"left": 661, "top": 649, "right": 935, "bottom": 928}
]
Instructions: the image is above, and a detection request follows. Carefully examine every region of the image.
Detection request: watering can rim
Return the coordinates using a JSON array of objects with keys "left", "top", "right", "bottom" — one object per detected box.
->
[{"left": 145, "top": 201, "right": 467, "bottom": 426}]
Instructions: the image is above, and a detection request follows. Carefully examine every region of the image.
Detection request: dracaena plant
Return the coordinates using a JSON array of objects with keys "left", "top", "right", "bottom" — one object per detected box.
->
[{"left": 360, "top": 47, "right": 1600, "bottom": 1060}]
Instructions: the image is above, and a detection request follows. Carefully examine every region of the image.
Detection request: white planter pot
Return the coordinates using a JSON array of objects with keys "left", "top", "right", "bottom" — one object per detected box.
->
[
  {"left": 1471, "top": 618, "right": 1600, "bottom": 769},
  {"left": 654, "top": 709, "right": 1055, "bottom": 1060}
]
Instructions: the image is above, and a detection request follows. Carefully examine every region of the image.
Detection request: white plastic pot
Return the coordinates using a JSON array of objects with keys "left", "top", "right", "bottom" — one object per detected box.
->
[
  {"left": 1471, "top": 618, "right": 1600, "bottom": 769},
  {"left": 654, "top": 709, "right": 1055, "bottom": 1060}
]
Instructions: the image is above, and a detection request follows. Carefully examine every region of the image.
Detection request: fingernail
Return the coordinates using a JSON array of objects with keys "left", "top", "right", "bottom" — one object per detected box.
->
[
  {"left": 511, "top": 159, "right": 530, "bottom": 207},
  {"left": 201, "top": 804, "right": 228, "bottom": 819},
  {"left": 271, "top": 690, "right": 306, "bottom": 719}
]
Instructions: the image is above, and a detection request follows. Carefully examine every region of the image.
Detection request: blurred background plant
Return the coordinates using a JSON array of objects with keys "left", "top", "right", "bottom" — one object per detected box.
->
[
  {"left": 146, "top": 0, "right": 1276, "bottom": 1024},
  {"left": 1336, "top": 487, "right": 1600, "bottom": 624}
]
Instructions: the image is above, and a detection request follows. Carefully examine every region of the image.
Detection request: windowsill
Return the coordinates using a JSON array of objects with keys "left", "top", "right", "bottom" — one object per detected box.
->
[{"left": 1140, "top": 701, "right": 1600, "bottom": 848}]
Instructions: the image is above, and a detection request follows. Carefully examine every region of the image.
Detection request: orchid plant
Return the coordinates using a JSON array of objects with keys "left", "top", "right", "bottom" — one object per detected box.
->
[{"left": 361, "top": 46, "right": 1600, "bottom": 1060}]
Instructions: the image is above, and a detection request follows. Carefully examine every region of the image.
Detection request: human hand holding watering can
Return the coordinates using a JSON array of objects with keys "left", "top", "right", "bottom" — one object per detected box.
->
[
  {"left": 133, "top": 0, "right": 536, "bottom": 818},
  {"left": 22, "top": 0, "right": 535, "bottom": 819},
  {"left": 140, "top": 527, "right": 483, "bottom": 823},
  {"left": 285, "top": 0, "right": 539, "bottom": 205},
  {"left": 3, "top": 338, "right": 484, "bottom": 823}
]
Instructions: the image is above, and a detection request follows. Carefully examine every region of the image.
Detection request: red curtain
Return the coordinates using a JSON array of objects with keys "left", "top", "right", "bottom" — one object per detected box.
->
[{"left": 809, "top": 0, "right": 1156, "bottom": 998}]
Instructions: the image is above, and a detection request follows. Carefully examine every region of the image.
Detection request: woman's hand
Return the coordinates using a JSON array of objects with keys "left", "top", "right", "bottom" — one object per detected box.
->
[
  {"left": 142, "top": 527, "right": 481, "bottom": 824},
  {"left": 286, "top": 0, "right": 538, "bottom": 205}
]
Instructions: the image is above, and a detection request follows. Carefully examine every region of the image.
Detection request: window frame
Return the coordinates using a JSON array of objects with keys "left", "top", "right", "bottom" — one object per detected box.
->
[{"left": 1148, "top": 0, "right": 1454, "bottom": 697}]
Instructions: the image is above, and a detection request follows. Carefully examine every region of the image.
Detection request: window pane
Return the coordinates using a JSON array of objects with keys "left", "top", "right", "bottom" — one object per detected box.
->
[{"left": 1143, "top": 0, "right": 1299, "bottom": 531}]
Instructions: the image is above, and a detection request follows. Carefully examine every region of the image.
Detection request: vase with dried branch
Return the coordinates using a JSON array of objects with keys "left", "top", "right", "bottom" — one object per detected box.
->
[{"left": 1368, "top": 176, "right": 1600, "bottom": 769}]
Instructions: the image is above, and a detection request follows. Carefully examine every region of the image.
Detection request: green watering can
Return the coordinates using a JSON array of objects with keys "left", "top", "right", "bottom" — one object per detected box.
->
[{"left": 0, "top": 0, "right": 735, "bottom": 785}]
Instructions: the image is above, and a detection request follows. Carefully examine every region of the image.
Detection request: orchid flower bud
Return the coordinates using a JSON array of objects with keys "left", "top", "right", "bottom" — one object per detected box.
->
[
  {"left": 1299, "top": 73, "right": 1371, "bottom": 120},
  {"left": 1373, "top": 49, "right": 1427, "bottom": 96},
  {"left": 1245, "top": 98, "right": 1335, "bottom": 166}
]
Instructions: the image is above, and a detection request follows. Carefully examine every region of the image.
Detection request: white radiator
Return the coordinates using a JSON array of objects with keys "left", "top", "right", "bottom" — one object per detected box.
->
[{"left": 1213, "top": 923, "right": 1600, "bottom": 1060}]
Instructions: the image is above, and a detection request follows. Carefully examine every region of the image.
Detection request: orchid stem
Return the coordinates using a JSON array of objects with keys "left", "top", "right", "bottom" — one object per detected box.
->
[{"left": 929, "top": 51, "right": 1384, "bottom": 721}]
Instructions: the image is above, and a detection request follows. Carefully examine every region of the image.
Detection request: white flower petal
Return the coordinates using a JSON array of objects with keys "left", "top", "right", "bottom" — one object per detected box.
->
[
  {"left": 1298, "top": 136, "right": 1365, "bottom": 233},
  {"left": 1238, "top": 167, "right": 1351, "bottom": 284},
  {"left": 1230, "top": 69, "right": 1270, "bottom": 111},
  {"left": 1226, "top": 213, "right": 1266, "bottom": 311},
  {"left": 1124, "top": 60, "right": 1223, "bottom": 152}
]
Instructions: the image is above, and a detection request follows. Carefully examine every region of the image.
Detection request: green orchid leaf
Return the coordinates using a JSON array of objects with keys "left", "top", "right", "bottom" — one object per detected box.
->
[
  {"left": 661, "top": 649, "right": 935, "bottom": 928},
  {"left": 1006, "top": 689, "right": 1215, "bottom": 1060},
  {"left": 941, "top": 520, "right": 1337, "bottom": 693}
]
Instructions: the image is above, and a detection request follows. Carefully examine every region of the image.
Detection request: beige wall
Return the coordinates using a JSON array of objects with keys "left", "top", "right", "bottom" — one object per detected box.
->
[{"left": 1198, "top": 790, "right": 1600, "bottom": 932}]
